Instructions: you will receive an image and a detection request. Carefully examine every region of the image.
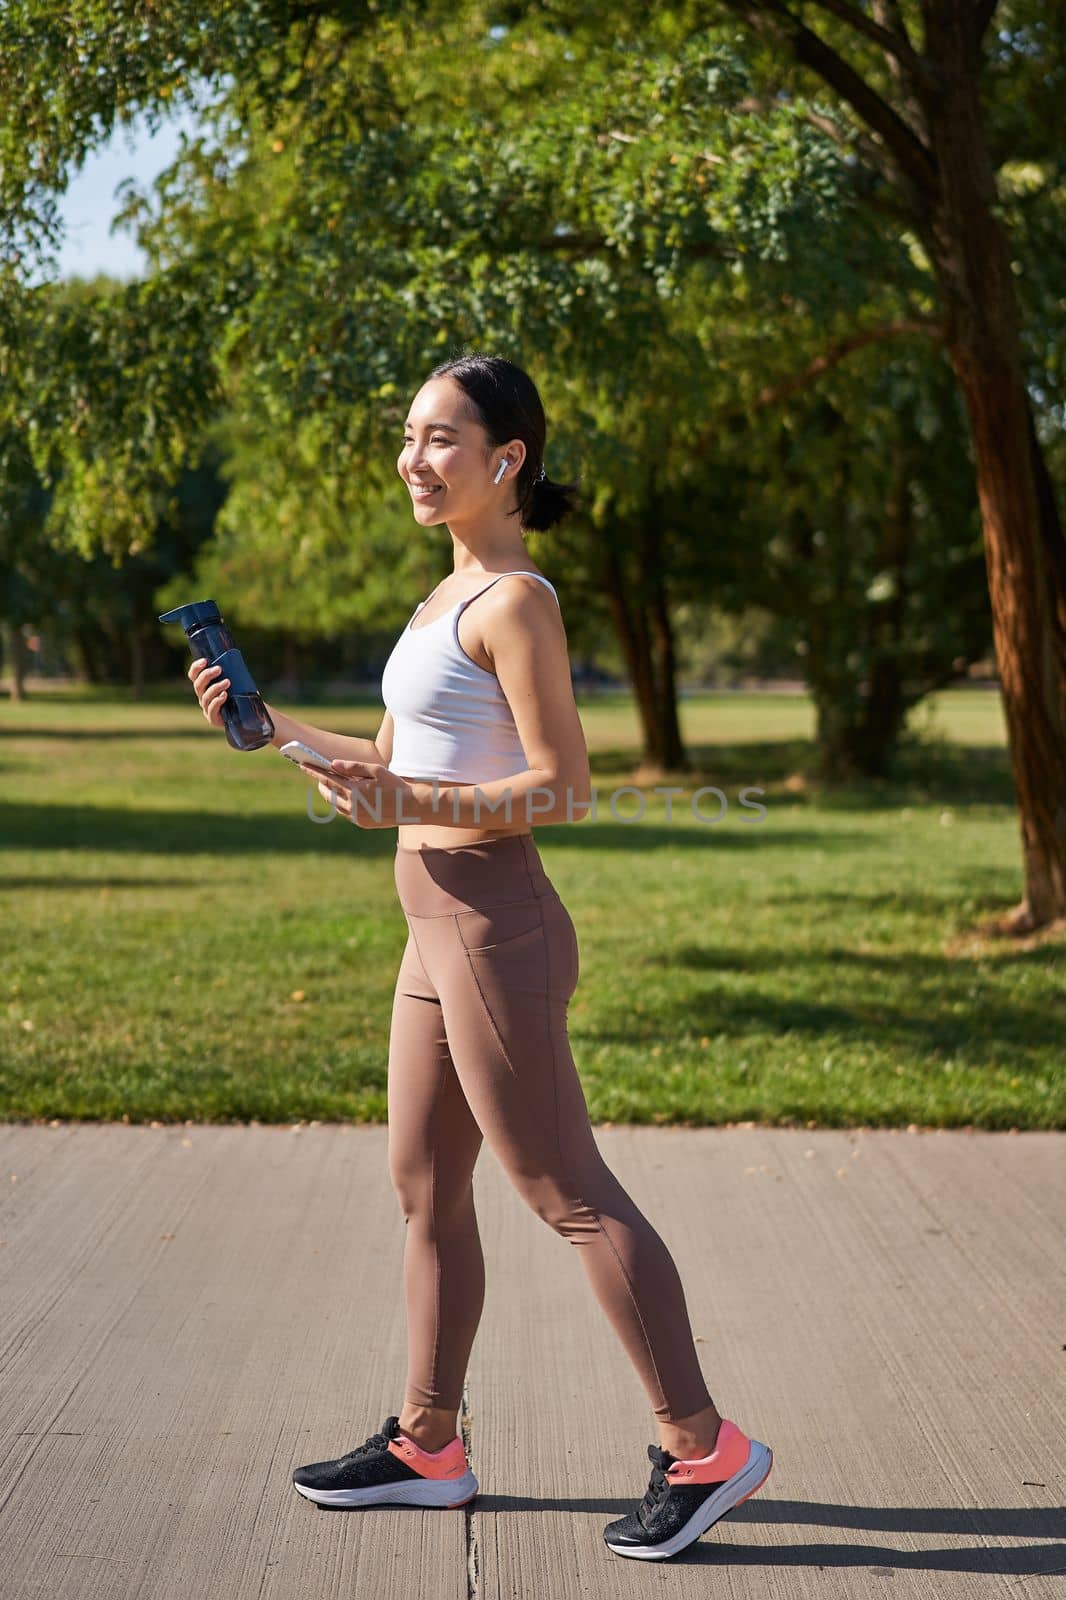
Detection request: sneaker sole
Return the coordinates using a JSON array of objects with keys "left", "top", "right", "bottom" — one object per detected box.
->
[
  {"left": 293, "top": 1467, "right": 479, "bottom": 1510},
  {"left": 604, "top": 1440, "right": 773, "bottom": 1561}
]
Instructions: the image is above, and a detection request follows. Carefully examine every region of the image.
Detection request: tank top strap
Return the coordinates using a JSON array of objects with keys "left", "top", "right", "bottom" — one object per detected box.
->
[
  {"left": 456, "top": 571, "right": 559, "bottom": 614},
  {"left": 406, "top": 579, "right": 444, "bottom": 626}
]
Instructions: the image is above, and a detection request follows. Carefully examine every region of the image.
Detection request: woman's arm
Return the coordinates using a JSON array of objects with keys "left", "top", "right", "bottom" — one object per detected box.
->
[{"left": 264, "top": 703, "right": 393, "bottom": 767}]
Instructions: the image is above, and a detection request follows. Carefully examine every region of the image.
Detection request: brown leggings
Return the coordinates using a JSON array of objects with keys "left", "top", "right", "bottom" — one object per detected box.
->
[{"left": 387, "top": 832, "right": 714, "bottom": 1424}]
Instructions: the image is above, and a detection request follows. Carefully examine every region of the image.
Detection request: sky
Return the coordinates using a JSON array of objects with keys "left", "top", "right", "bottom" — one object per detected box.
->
[{"left": 51, "top": 106, "right": 201, "bottom": 281}]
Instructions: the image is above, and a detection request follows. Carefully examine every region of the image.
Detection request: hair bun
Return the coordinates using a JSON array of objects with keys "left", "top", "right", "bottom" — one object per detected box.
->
[{"left": 525, "top": 471, "right": 581, "bottom": 534}]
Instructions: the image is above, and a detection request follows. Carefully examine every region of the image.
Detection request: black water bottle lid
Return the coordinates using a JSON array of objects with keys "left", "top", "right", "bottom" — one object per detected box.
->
[{"left": 158, "top": 599, "right": 222, "bottom": 628}]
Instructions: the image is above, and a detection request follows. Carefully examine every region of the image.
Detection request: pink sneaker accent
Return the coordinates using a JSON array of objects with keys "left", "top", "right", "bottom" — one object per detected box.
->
[
  {"left": 664, "top": 1417, "right": 752, "bottom": 1485},
  {"left": 388, "top": 1431, "right": 469, "bottom": 1481}
]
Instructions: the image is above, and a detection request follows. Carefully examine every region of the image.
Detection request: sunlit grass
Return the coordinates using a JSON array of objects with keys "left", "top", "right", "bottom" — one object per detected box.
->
[{"left": 1, "top": 684, "right": 1061, "bottom": 1127}]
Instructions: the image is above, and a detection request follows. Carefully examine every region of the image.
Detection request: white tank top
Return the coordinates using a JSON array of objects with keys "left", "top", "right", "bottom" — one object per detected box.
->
[{"left": 381, "top": 571, "right": 561, "bottom": 782}]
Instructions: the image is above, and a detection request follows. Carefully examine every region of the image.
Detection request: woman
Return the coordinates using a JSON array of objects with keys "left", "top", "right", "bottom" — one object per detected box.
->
[{"left": 188, "top": 353, "right": 772, "bottom": 1561}]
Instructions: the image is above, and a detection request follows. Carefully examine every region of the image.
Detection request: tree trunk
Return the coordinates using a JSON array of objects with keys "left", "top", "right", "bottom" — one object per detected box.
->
[
  {"left": 603, "top": 548, "right": 659, "bottom": 761},
  {"left": 130, "top": 620, "right": 146, "bottom": 700},
  {"left": 723, "top": 0, "right": 1066, "bottom": 924},
  {"left": 923, "top": 5, "right": 1066, "bottom": 928},
  {"left": 73, "top": 625, "right": 102, "bottom": 684},
  {"left": 601, "top": 515, "right": 688, "bottom": 773},
  {"left": 852, "top": 441, "right": 913, "bottom": 777},
  {"left": 1, "top": 620, "right": 26, "bottom": 701},
  {"left": 649, "top": 584, "right": 687, "bottom": 771},
  {"left": 285, "top": 635, "right": 301, "bottom": 686},
  {"left": 641, "top": 487, "right": 689, "bottom": 773}
]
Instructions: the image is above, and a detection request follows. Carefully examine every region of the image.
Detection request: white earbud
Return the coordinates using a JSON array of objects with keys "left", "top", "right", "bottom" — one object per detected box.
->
[{"left": 493, "top": 459, "right": 509, "bottom": 485}]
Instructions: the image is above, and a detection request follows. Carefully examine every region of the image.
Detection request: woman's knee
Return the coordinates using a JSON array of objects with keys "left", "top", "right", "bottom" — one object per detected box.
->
[
  {"left": 388, "top": 1155, "right": 431, "bottom": 1222},
  {"left": 511, "top": 1172, "right": 603, "bottom": 1240},
  {"left": 389, "top": 1154, "right": 473, "bottom": 1225}
]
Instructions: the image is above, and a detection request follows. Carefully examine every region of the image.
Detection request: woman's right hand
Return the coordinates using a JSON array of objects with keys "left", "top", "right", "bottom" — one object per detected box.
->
[{"left": 188, "top": 657, "right": 231, "bottom": 728}]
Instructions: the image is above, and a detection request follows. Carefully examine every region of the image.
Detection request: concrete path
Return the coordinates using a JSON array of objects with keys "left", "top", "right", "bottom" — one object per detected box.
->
[{"left": 0, "top": 1122, "right": 1063, "bottom": 1598}]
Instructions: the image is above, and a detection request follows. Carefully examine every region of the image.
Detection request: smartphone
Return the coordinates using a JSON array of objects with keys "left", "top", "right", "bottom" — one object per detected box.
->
[{"left": 279, "top": 739, "right": 337, "bottom": 774}]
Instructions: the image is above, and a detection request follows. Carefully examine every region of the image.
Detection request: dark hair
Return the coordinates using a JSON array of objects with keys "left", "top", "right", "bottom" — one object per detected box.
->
[{"left": 427, "top": 352, "right": 580, "bottom": 533}]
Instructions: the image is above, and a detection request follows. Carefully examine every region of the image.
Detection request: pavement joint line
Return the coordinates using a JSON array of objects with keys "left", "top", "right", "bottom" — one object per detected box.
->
[{"left": 462, "top": 1373, "right": 479, "bottom": 1600}]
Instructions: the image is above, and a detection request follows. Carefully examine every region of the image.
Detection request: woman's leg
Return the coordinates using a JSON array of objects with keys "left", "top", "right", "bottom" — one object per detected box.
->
[
  {"left": 412, "top": 886, "right": 718, "bottom": 1433},
  {"left": 387, "top": 928, "right": 486, "bottom": 1446}
]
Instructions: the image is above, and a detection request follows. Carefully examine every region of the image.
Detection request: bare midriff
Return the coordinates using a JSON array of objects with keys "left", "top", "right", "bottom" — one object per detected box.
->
[{"left": 395, "top": 807, "right": 533, "bottom": 852}]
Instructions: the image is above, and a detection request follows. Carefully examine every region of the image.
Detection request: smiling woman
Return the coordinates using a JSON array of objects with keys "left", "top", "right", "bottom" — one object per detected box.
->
[
  {"left": 180, "top": 349, "right": 774, "bottom": 1557},
  {"left": 379, "top": 352, "right": 588, "bottom": 850},
  {"left": 269, "top": 352, "right": 774, "bottom": 1562}
]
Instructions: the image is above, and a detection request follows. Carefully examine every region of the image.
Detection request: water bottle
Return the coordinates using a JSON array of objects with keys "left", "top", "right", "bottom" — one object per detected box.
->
[{"left": 159, "top": 599, "right": 275, "bottom": 752}]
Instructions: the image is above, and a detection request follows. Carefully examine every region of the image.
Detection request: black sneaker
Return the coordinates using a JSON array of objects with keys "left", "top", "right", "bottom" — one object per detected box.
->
[
  {"left": 603, "top": 1416, "right": 772, "bottom": 1560},
  {"left": 292, "top": 1414, "right": 478, "bottom": 1509}
]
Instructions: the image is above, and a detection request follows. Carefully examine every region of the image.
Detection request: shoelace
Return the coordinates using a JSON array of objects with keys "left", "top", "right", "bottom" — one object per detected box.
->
[
  {"left": 639, "top": 1445, "right": 675, "bottom": 1523},
  {"left": 341, "top": 1420, "right": 398, "bottom": 1461}
]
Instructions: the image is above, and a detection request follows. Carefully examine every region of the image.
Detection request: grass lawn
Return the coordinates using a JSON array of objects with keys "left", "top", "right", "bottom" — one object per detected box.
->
[{"left": 1, "top": 683, "right": 1062, "bottom": 1128}]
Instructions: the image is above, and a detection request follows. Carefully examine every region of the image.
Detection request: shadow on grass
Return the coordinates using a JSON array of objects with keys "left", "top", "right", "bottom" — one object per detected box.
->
[
  {"left": 0, "top": 805, "right": 879, "bottom": 860},
  {"left": 771, "top": 879, "right": 1017, "bottom": 914},
  {"left": 5, "top": 704, "right": 1016, "bottom": 810},
  {"left": 0, "top": 801, "right": 392, "bottom": 859},
  {"left": 588, "top": 939, "right": 1063, "bottom": 1064},
  {"left": 0, "top": 875, "right": 209, "bottom": 890},
  {"left": 0, "top": 685, "right": 384, "bottom": 709},
  {"left": 0, "top": 725, "right": 241, "bottom": 742},
  {"left": 665, "top": 736, "right": 1016, "bottom": 810}
]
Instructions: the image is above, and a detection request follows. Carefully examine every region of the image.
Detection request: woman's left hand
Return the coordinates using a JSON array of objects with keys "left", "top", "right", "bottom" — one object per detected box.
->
[{"left": 298, "top": 758, "right": 415, "bottom": 830}]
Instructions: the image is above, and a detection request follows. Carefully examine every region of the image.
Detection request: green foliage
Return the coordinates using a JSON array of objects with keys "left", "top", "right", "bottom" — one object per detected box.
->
[
  {"left": 154, "top": 412, "right": 418, "bottom": 636},
  {"left": 0, "top": 0, "right": 1056, "bottom": 781},
  {"left": 4, "top": 3, "right": 862, "bottom": 556},
  {"left": 0, "top": 2, "right": 431, "bottom": 271}
]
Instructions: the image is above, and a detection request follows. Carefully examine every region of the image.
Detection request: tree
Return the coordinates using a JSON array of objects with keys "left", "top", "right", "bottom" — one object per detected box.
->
[
  {"left": 680, "top": 330, "right": 992, "bottom": 779},
  {"left": 703, "top": 0, "right": 1065, "bottom": 925}
]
